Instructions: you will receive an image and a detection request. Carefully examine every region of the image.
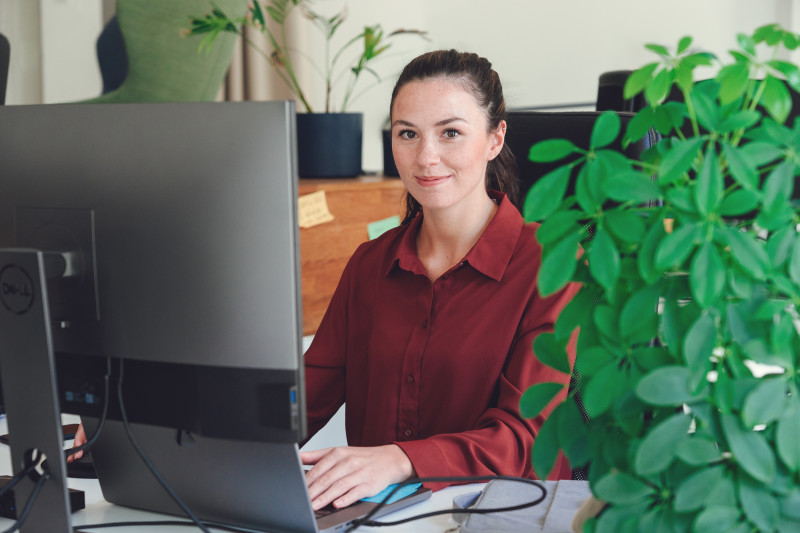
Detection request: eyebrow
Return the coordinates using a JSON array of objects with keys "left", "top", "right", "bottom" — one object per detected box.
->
[{"left": 391, "top": 117, "right": 467, "bottom": 128}]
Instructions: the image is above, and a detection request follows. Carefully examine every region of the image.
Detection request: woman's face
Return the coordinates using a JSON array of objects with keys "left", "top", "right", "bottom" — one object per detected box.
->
[{"left": 390, "top": 78, "right": 505, "bottom": 214}]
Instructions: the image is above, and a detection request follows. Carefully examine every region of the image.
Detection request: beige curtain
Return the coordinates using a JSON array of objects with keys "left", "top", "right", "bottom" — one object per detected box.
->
[{"left": 216, "top": 20, "right": 308, "bottom": 104}]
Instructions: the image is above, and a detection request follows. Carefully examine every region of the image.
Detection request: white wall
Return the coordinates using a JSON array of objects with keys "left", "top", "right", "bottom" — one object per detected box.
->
[
  {"left": 0, "top": 0, "right": 103, "bottom": 105},
  {"left": 1, "top": 0, "right": 797, "bottom": 168}
]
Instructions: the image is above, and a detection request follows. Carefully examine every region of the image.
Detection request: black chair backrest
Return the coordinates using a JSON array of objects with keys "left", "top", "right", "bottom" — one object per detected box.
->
[
  {"left": 96, "top": 16, "right": 128, "bottom": 94},
  {"left": 1, "top": 33, "right": 10, "bottom": 105},
  {"left": 505, "top": 110, "right": 658, "bottom": 208}
]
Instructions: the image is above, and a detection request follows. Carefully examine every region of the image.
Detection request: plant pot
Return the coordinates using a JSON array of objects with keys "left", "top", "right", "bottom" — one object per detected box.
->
[
  {"left": 296, "top": 113, "right": 363, "bottom": 178},
  {"left": 382, "top": 129, "right": 399, "bottom": 177}
]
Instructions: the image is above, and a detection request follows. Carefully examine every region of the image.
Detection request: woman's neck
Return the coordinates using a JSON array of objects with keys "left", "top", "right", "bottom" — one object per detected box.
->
[{"left": 415, "top": 194, "right": 499, "bottom": 280}]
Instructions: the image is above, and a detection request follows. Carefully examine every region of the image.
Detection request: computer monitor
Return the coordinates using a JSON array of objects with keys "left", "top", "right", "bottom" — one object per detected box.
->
[{"left": 0, "top": 100, "right": 305, "bottom": 441}]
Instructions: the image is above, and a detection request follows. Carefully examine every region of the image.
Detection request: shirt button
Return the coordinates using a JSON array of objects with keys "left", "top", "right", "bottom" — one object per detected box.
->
[
  {"left": 407, "top": 375, "right": 415, "bottom": 384},
  {"left": 404, "top": 428, "right": 413, "bottom": 438},
  {"left": 422, "top": 319, "right": 428, "bottom": 329}
]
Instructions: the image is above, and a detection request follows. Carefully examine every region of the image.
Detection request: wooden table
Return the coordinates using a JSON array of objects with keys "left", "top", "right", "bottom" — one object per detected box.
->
[{"left": 298, "top": 176, "right": 406, "bottom": 335}]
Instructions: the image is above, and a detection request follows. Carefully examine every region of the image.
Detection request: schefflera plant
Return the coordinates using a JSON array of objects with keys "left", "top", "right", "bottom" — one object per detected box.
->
[{"left": 519, "top": 24, "right": 800, "bottom": 533}]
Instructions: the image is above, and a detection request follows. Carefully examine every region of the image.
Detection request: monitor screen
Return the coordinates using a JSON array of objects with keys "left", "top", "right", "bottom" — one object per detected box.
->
[{"left": 0, "top": 101, "right": 306, "bottom": 443}]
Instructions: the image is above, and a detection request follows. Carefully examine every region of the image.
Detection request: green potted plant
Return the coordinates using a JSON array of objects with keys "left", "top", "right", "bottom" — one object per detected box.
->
[
  {"left": 520, "top": 24, "right": 800, "bottom": 532},
  {"left": 187, "top": 0, "right": 426, "bottom": 177}
]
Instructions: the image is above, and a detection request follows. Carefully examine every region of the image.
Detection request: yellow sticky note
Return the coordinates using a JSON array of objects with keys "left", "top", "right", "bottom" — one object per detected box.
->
[
  {"left": 298, "top": 190, "right": 334, "bottom": 228},
  {"left": 368, "top": 215, "right": 401, "bottom": 240}
]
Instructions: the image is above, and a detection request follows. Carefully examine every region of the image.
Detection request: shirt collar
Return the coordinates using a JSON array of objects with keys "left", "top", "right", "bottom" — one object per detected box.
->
[{"left": 388, "top": 191, "right": 523, "bottom": 282}]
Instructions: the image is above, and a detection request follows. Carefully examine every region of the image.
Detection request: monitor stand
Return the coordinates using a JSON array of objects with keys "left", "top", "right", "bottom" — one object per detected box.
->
[{"left": 0, "top": 249, "right": 72, "bottom": 532}]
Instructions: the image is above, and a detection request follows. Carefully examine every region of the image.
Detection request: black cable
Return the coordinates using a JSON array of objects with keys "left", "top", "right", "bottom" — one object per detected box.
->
[
  {"left": 0, "top": 461, "right": 38, "bottom": 501},
  {"left": 346, "top": 475, "right": 548, "bottom": 532},
  {"left": 115, "top": 360, "right": 212, "bottom": 533},
  {"left": 66, "top": 356, "right": 112, "bottom": 460},
  {"left": 1, "top": 471, "right": 50, "bottom": 533}
]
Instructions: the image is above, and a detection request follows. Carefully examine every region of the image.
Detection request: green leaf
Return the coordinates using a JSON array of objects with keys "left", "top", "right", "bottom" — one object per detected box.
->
[
  {"left": 761, "top": 75, "right": 792, "bottom": 124},
  {"left": 718, "top": 110, "right": 761, "bottom": 133},
  {"left": 721, "top": 413, "right": 777, "bottom": 483},
  {"left": 529, "top": 139, "right": 580, "bottom": 163},
  {"left": 520, "top": 381, "right": 565, "bottom": 418},
  {"left": 767, "top": 226, "right": 795, "bottom": 269},
  {"left": 533, "top": 333, "right": 571, "bottom": 374},
  {"left": 674, "top": 465, "right": 725, "bottom": 512},
  {"left": 738, "top": 32, "right": 757, "bottom": 55},
  {"left": 658, "top": 138, "right": 704, "bottom": 185},
  {"left": 523, "top": 166, "right": 572, "bottom": 221},
  {"left": 717, "top": 63, "right": 750, "bottom": 105},
  {"left": 790, "top": 234, "right": 800, "bottom": 285},
  {"left": 725, "top": 228, "right": 769, "bottom": 281},
  {"left": 691, "top": 89, "right": 720, "bottom": 131},
  {"left": 720, "top": 189, "right": 759, "bottom": 216},
  {"left": 739, "top": 476, "right": 779, "bottom": 532},
  {"left": 645, "top": 68, "right": 672, "bottom": 106},
  {"left": 645, "top": 43, "right": 670, "bottom": 56},
  {"left": 554, "top": 288, "right": 593, "bottom": 341},
  {"left": 594, "top": 472, "right": 655, "bottom": 506},
  {"left": 676, "top": 436, "right": 723, "bottom": 466},
  {"left": 605, "top": 211, "right": 646, "bottom": 243},
  {"left": 653, "top": 102, "right": 686, "bottom": 135},
  {"left": 638, "top": 216, "right": 667, "bottom": 283},
  {"left": 777, "top": 396, "right": 800, "bottom": 471},
  {"left": 582, "top": 361, "right": 619, "bottom": 418},
  {"left": 677, "top": 35, "right": 692, "bottom": 54},
  {"left": 604, "top": 172, "right": 660, "bottom": 204},
  {"left": 537, "top": 232, "right": 580, "bottom": 297},
  {"left": 770, "top": 59, "right": 800, "bottom": 92},
  {"left": 763, "top": 160, "right": 795, "bottom": 214},
  {"left": 619, "top": 285, "right": 660, "bottom": 343},
  {"left": 575, "top": 345, "right": 616, "bottom": 377},
  {"left": 634, "top": 413, "right": 692, "bottom": 475},
  {"left": 535, "top": 211, "right": 585, "bottom": 245},
  {"left": 694, "top": 147, "right": 722, "bottom": 215},
  {"left": 690, "top": 241, "right": 725, "bottom": 308},
  {"left": 575, "top": 163, "right": 602, "bottom": 214},
  {"left": 742, "top": 378, "right": 788, "bottom": 428},
  {"left": 532, "top": 404, "right": 560, "bottom": 479},
  {"left": 624, "top": 106, "right": 655, "bottom": 145},
  {"left": 589, "top": 227, "right": 620, "bottom": 293},
  {"left": 693, "top": 507, "right": 743, "bottom": 533},
  {"left": 683, "top": 313, "right": 716, "bottom": 389},
  {"left": 655, "top": 222, "right": 698, "bottom": 270},
  {"left": 591, "top": 111, "right": 621, "bottom": 149},
  {"left": 624, "top": 63, "right": 659, "bottom": 100},
  {"left": 636, "top": 366, "right": 695, "bottom": 406},
  {"left": 722, "top": 143, "right": 759, "bottom": 190}
]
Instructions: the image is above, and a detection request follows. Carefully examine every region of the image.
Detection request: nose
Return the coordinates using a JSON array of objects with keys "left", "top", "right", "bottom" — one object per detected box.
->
[{"left": 416, "top": 137, "right": 440, "bottom": 167}]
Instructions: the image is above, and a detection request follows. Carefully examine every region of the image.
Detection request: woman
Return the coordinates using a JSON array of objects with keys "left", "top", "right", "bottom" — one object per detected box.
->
[{"left": 300, "top": 49, "right": 579, "bottom": 511}]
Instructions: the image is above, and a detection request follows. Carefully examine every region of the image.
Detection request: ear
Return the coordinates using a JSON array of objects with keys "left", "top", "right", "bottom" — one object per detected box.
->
[{"left": 487, "top": 120, "right": 506, "bottom": 161}]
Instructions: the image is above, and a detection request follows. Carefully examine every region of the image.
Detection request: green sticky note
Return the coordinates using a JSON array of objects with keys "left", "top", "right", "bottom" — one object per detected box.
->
[{"left": 368, "top": 215, "right": 401, "bottom": 240}]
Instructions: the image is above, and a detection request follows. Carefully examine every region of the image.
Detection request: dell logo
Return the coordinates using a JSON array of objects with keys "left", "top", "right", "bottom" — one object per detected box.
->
[{"left": 0, "top": 265, "right": 36, "bottom": 315}]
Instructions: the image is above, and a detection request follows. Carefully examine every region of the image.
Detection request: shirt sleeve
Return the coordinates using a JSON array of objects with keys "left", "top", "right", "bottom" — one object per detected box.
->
[
  {"left": 302, "top": 254, "right": 355, "bottom": 440},
  {"left": 394, "top": 280, "right": 579, "bottom": 490}
]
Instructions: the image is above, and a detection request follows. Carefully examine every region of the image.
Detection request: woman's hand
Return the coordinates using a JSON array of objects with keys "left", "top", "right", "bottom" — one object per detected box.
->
[
  {"left": 300, "top": 445, "right": 415, "bottom": 510},
  {"left": 66, "top": 423, "right": 87, "bottom": 463}
]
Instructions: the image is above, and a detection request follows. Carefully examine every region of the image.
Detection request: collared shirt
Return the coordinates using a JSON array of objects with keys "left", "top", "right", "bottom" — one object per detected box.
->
[{"left": 304, "top": 192, "right": 578, "bottom": 488}]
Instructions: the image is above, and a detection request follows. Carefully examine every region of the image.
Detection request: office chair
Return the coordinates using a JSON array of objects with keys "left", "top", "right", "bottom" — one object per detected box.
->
[
  {"left": 0, "top": 32, "right": 9, "bottom": 105},
  {"left": 81, "top": 0, "right": 246, "bottom": 103}
]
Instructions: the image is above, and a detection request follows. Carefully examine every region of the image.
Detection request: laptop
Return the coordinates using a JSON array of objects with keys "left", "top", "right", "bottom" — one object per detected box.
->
[{"left": 82, "top": 418, "right": 432, "bottom": 533}]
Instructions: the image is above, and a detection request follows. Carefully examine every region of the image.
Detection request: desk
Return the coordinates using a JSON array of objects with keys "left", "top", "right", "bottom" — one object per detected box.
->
[{"left": 0, "top": 416, "right": 589, "bottom": 532}]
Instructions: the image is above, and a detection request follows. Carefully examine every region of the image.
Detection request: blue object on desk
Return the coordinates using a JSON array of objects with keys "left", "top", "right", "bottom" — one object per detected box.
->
[{"left": 361, "top": 483, "right": 422, "bottom": 505}]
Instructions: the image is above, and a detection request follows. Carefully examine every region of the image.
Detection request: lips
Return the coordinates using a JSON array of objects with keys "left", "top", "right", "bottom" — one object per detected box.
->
[{"left": 415, "top": 175, "right": 451, "bottom": 186}]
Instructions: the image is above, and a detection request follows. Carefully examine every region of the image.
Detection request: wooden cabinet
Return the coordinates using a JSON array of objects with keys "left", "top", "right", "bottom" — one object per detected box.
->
[{"left": 298, "top": 176, "right": 406, "bottom": 335}]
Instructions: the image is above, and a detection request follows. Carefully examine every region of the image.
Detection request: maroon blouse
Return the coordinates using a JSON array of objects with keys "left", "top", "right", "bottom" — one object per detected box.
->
[{"left": 303, "top": 192, "right": 579, "bottom": 489}]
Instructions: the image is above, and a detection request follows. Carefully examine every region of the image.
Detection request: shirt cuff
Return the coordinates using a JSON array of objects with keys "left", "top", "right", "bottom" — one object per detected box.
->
[{"left": 394, "top": 439, "right": 455, "bottom": 491}]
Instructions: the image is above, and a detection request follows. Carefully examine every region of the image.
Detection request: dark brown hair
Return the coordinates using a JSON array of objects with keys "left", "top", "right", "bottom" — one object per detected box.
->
[{"left": 390, "top": 49, "right": 518, "bottom": 224}]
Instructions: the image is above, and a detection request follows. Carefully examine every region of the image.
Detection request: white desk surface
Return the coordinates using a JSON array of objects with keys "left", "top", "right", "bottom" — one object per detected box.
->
[
  {"left": 0, "top": 415, "right": 481, "bottom": 532},
  {"left": 0, "top": 414, "right": 587, "bottom": 532}
]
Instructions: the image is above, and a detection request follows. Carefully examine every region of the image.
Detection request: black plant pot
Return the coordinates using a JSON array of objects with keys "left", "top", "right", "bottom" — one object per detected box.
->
[
  {"left": 382, "top": 129, "right": 399, "bottom": 177},
  {"left": 296, "top": 113, "right": 363, "bottom": 178}
]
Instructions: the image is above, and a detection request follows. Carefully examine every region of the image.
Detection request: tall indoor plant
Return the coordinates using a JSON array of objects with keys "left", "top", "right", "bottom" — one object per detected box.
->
[
  {"left": 188, "top": 0, "right": 426, "bottom": 177},
  {"left": 520, "top": 24, "right": 800, "bottom": 532}
]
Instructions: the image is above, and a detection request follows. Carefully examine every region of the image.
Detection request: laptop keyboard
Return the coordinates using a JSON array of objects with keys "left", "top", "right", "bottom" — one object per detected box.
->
[{"left": 314, "top": 504, "right": 338, "bottom": 518}]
